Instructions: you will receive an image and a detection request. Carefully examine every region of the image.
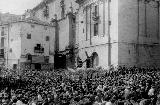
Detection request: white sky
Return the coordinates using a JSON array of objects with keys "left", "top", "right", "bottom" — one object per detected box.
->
[{"left": 0, "top": 0, "right": 42, "bottom": 15}]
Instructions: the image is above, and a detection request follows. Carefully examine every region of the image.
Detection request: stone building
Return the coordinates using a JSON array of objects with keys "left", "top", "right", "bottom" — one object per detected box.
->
[
  {"left": 25, "top": 0, "right": 79, "bottom": 69},
  {"left": 76, "top": 0, "right": 160, "bottom": 69},
  {"left": 0, "top": 17, "right": 55, "bottom": 70},
  {"left": 4, "top": 0, "right": 160, "bottom": 69}
]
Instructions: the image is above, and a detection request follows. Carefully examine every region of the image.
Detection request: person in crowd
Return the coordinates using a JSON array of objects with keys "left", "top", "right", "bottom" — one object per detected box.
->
[{"left": 0, "top": 66, "right": 160, "bottom": 105}]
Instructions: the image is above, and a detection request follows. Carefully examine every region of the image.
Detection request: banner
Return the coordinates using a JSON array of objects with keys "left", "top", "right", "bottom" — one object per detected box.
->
[{"left": 32, "top": 56, "right": 45, "bottom": 63}]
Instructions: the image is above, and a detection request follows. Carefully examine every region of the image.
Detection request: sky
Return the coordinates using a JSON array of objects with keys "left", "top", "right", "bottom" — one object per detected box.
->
[{"left": 0, "top": 0, "right": 42, "bottom": 15}]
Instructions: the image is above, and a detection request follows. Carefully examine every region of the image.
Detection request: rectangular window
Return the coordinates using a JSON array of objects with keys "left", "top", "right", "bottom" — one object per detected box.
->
[
  {"left": 72, "top": 17, "right": 76, "bottom": 24},
  {"left": 1, "top": 37, "right": 4, "bottom": 48},
  {"left": 0, "top": 49, "right": 4, "bottom": 55},
  {"left": 86, "top": 6, "right": 91, "bottom": 40},
  {"left": 93, "top": 5, "right": 99, "bottom": 18},
  {"left": 0, "top": 49, "right": 4, "bottom": 58},
  {"left": 94, "top": 23, "right": 98, "bottom": 36},
  {"left": 95, "top": 5, "right": 98, "bottom": 16},
  {"left": 86, "top": 6, "right": 88, "bottom": 40},
  {"left": 46, "top": 36, "right": 50, "bottom": 41},
  {"left": 1, "top": 27, "right": 4, "bottom": 36},
  {"left": 27, "top": 34, "right": 31, "bottom": 39}
]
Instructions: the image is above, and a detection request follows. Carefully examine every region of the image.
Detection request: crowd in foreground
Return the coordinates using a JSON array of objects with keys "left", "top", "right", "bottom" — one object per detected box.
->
[{"left": 0, "top": 66, "right": 160, "bottom": 105}]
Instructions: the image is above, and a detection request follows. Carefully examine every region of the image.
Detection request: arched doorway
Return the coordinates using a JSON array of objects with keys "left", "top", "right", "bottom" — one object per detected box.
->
[
  {"left": 92, "top": 52, "right": 99, "bottom": 68},
  {"left": 54, "top": 53, "right": 66, "bottom": 69}
]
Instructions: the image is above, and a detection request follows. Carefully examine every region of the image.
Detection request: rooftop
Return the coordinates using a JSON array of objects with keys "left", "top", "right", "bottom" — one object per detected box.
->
[
  {"left": 0, "top": 16, "right": 54, "bottom": 27},
  {"left": 32, "top": 0, "right": 54, "bottom": 12}
]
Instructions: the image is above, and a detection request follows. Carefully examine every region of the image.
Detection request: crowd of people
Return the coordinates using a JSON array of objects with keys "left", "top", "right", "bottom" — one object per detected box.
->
[{"left": 0, "top": 66, "right": 160, "bottom": 105}]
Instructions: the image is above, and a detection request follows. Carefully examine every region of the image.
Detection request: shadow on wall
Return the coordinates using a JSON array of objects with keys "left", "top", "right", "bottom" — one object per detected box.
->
[{"left": 77, "top": 52, "right": 99, "bottom": 68}]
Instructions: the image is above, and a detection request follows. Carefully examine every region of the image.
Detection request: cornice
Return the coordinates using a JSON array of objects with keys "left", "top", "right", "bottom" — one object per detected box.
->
[{"left": 32, "top": 0, "right": 55, "bottom": 12}]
